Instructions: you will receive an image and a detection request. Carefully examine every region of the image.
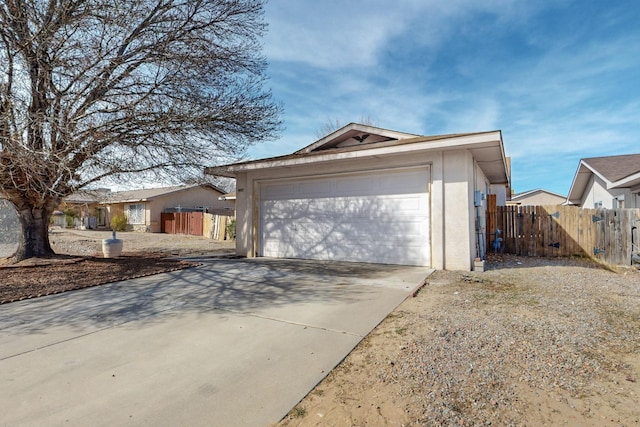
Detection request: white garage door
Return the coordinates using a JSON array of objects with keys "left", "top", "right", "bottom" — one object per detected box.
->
[{"left": 259, "top": 167, "right": 430, "bottom": 266}]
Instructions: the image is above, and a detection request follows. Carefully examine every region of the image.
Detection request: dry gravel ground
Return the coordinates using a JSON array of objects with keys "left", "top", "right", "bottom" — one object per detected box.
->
[
  {"left": 277, "top": 256, "right": 640, "bottom": 427},
  {"left": 0, "top": 229, "right": 235, "bottom": 303},
  {"left": 48, "top": 228, "right": 236, "bottom": 258}
]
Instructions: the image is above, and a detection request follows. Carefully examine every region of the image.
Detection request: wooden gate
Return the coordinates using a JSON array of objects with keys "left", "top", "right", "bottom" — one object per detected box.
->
[
  {"left": 203, "top": 212, "right": 235, "bottom": 240},
  {"left": 161, "top": 212, "right": 204, "bottom": 236},
  {"left": 493, "top": 205, "right": 640, "bottom": 266}
]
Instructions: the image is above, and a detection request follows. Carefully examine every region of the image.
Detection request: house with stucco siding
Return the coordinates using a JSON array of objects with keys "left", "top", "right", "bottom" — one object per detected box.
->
[
  {"left": 61, "top": 184, "right": 233, "bottom": 232},
  {"left": 508, "top": 189, "right": 566, "bottom": 206},
  {"left": 101, "top": 184, "right": 233, "bottom": 232},
  {"left": 567, "top": 154, "right": 640, "bottom": 209},
  {"left": 207, "top": 123, "right": 511, "bottom": 271}
]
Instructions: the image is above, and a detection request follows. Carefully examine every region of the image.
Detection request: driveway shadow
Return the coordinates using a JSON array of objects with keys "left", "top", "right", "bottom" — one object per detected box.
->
[{"left": 0, "top": 258, "right": 427, "bottom": 338}]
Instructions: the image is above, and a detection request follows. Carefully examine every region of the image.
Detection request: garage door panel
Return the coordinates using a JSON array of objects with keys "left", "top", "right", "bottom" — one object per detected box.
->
[
  {"left": 264, "top": 240, "right": 427, "bottom": 265},
  {"left": 264, "top": 196, "right": 425, "bottom": 220},
  {"left": 260, "top": 168, "right": 430, "bottom": 266},
  {"left": 262, "top": 183, "right": 296, "bottom": 199},
  {"left": 261, "top": 212, "right": 429, "bottom": 243},
  {"left": 337, "top": 176, "right": 374, "bottom": 196},
  {"left": 298, "top": 180, "right": 333, "bottom": 197},
  {"left": 378, "top": 169, "right": 427, "bottom": 193}
]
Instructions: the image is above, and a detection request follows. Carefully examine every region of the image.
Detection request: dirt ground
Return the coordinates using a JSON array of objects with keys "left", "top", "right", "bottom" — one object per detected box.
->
[
  {"left": 0, "top": 228, "right": 235, "bottom": 304},
  {"left": 277, "top": 256, "right": 640, "bottom": 427},
  {"left": 1, "top": 232, "right": 639, "bottom": 426}
]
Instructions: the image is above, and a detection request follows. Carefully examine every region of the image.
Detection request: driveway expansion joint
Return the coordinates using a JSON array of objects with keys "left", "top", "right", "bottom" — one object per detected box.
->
[{"left": 215, "top": 307, "right": 364, "bottom": 338}]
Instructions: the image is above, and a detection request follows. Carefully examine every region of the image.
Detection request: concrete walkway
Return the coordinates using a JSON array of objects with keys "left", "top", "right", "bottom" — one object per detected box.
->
[{"left": 0, "top": 258, "right": 430, "bottom": 427}]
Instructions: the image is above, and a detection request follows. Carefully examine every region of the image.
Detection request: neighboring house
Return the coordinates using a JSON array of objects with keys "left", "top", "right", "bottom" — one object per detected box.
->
[
  {"left": 218, "top": 192, "right": 236, "bottom": 202},
  {"left": 508, "top": 189, "right": 566, "bottom": 206},
  {"left": 101, "top": 184, "right": 234, "bottom": 232},
  {"left": 207, "top": 123, "right": 511, "bottom": 271},
  {"left": 62, "top": 189, "right": 111, "bottom": 228},
  {"left": 62, "top": 184, "right": 234, "bottom": 232},
  {"left": 567, "top": 154, "right": 640, "bottom": 208}
]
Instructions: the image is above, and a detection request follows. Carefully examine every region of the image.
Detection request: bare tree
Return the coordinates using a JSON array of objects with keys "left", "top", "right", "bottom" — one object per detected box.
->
[{"left": 0, "top": 0, "right": 282, "bottom": 261}]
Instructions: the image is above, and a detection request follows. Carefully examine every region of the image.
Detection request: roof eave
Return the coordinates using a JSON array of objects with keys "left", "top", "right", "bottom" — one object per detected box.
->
[
  {"left": 101, "top": 197, "right": 150, "bottom": 205},
  {"left": 208, "top": 131, "right": 508, "bottom": 182},
  {"left": 610, "top": 171, "right": 640, "bottom": 189},
  {"left": 566, "top": 159, "right": 619, "bottom": 204},
  {"left": 567, "top": 161, "right": 589, "bottom": 204}
]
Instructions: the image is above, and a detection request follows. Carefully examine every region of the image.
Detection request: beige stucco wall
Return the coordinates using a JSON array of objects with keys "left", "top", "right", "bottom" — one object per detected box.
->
[
  {"left": 491, "top": 184, "right": 508, "bottom": 205},
  {"left": 234, "top": 173, "right": 251, "bottom": 256},
  {"left": 439, "top": 150, "right": 496, "bottom": 270},
  {"left": 580, "top": 175, "right": 636, "bottom": 209},
  {"left": 233, "top": 148, "right": 505, "bottom": 271},
  {"left": 513, "top": 192, "right": 566, "bottom": 206},
  {"left": 442, "top": 150, "right": 473, "bottom": 270},
  {"left": 106, "top": 204, "right": 124, "bottom": 227}
]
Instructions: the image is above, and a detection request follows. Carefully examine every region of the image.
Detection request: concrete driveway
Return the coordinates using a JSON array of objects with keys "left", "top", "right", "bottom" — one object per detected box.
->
[{"left": 0, "top": 258, "right": 430, "bottom": 427}]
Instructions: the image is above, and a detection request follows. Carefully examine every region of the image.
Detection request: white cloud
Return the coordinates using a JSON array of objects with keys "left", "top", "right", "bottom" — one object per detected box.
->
[
  {"left": 264, "top": 1, "right": 403, "bottom": 69},
  {"left": 264, "top": 0, "right": 539, "bottom": 70},
  {"left": 256, "top": 0, "right": 640, "bottom": 196}
]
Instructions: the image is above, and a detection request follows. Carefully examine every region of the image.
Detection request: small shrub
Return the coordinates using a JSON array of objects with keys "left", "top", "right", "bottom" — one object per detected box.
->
[
  {"left": 290, "top": 406, "right": 307, "bottom": 418},
  {"left": 64, "top": 209, "right": 77, "bottom": 228},
  {"left": 225, "top": 218, "right": 236, "bottom": 240},
  {"left": 110, "top": 214, "right": 128, "bottom": 231}
]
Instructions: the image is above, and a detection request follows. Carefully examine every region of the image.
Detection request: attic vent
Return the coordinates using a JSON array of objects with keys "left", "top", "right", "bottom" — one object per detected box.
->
[{"left": 352, "top": 134, "right": 370, "bottom": 143}]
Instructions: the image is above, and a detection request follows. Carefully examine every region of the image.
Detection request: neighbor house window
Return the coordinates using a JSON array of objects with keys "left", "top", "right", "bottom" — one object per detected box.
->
[
  {"left": 127, "top": 203, "right": 145, "bottom": 224},
  {"left": 594, "top": 201, "right": 603, "bottom": 209}
]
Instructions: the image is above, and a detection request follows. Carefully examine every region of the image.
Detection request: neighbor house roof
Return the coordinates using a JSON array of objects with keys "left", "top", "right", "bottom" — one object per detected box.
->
[
  {"left": 63, "top": 189, "right": 110, "bottom": 204},
  {"left": 64, "top": 184, "right": 225, "bottom": 205},
  {"left": 206, "top": 123, "right": 511, "bottom": 186},
  {"left": 511, "top": 188, "right": 566, "bottom": 201},
  {"left": 567, "top": 154, "right": 640, "bottom": 204},
  {"left": 101, "top": 184, "right": 225, "bottom": 204}
]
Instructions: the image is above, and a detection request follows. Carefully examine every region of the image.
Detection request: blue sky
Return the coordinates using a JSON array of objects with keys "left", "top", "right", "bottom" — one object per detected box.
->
[{"left": 247, "top": 0, "right": 640, "bottom": 196}]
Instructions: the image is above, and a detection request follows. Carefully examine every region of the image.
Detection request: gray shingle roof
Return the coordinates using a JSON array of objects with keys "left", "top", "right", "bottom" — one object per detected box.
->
[{"left": 582, "top": 154, "right": 640, "bottom": 182}]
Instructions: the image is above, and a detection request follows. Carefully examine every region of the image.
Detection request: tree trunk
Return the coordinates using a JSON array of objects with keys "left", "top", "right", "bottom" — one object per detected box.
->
[{"left": 13, "top": 206, "right": 55, "bottom": 261}]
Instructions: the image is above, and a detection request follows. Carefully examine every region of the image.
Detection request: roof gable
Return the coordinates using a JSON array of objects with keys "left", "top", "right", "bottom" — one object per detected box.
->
[
  {"left": 567, "top": 153, "right": 640, "bottom": 204},
  {"left": 207, "top": 127, "right": 510, "bottom": 186},
  {"left": 512, "top": 188, "right": 566, "bottom": 201},
  {"left": 296, "top": 123, "right": 421, "bottom": 154}
]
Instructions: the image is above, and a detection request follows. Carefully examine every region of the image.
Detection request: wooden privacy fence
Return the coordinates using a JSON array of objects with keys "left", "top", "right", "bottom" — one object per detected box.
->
[
  {"left": 161, "top": 210, "right": 235, "bottom": 240},
  {"left": 203, "top": 211, "right": 234, "bottom": 241},
  {"left": 492, "top": 205, "right": 640, "bottom": 266},
  {"left": 161, "top": 212, "right": 204, "bottom": 236}
]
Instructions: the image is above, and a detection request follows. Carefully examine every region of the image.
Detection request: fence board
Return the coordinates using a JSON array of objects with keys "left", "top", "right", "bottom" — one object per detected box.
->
[
  {"left": 203, "top": 212, "right": 234, "bottom": 240},
  {"left": 161, "top": 212, "right": 204, "bottom": 236},
  {"left": 495, "top": 205, "right": 640, "bottom": 267}
]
